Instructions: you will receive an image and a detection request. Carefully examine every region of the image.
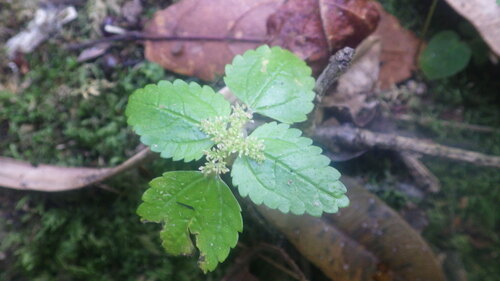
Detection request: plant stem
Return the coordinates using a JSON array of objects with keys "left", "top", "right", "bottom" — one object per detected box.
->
[
  {"left": 418, "top": 0, "right": 439, "bottom": 54},
  {"left": 421, "top": 0, "right": 439, "bottom": 38}
]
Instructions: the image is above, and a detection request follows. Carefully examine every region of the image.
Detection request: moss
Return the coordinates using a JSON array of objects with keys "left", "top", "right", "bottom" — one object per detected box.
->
[
  {"left": 423, "top": 161, "right": 499, "bottom": 281},
  {"left": 0, "top": 165, "right": 225, "bottom": 281},
  {"left": 0, "top": 45, "right": 167, "bottom": 166}
]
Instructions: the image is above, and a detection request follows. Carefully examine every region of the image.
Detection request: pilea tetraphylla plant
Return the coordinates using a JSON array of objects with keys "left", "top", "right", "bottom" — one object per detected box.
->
[{"left": 126, "top": 45, "right": 349, "bottom": 272}]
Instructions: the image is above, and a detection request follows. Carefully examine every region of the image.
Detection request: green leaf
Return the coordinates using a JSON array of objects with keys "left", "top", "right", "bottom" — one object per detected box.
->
[
  {"left": 137, "top": 171, "right": 242, "bottom": 272},
  {"left": 231, "top": 122, "right": 349, "bottom": 216},
  {"left": 224, "top": 45, "right": 315, "bottom": 124},
  {"left": 126, "top": 80, "right": 231, "bottom": 162},
  {"left": 419, "top": 31, "right": 471, "bottom": 80}
]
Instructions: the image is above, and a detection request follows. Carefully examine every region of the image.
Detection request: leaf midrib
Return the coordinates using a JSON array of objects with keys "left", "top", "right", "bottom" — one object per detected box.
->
[
  {"left": 250, "top": 60, "right": 288, "bottom": 107},
  {"left": 134, "top": 100, "right": 201, "bottom": 125},
  {"left": 261, "top": 148, "right": 338, "bottom": 199}
]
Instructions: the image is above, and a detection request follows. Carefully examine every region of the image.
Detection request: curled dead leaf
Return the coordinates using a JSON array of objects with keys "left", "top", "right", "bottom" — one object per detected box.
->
[
  {"left": 320, "top": 4, "right": 422, "bottom": 127},
  {"left": 0, "top": 149, "right": 150, "bottom": 192},
  {"left": 373, "top": 4, "right": 420, "bottom": 90},
  {"left": 144, "top": 0, "right": 282, "bottom": 81},
  {"left": 144, "top": 0, "right": 380, "bottom": 80},
  {"left": 267, "top": 0, "right": 380, "bottom": 74},
  {"left": 258, "top": 177, "right": 446, "bottom": 281},
  {"left": 444, "top": 0, "right": 500, "bottom": 56}
]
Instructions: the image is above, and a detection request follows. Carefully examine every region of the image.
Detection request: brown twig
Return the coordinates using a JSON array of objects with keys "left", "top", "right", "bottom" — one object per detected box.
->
[
  {"left": 259, "top": 243, "right": 308, "bottom": 281},
  {"left": 314, "top": 125, "right": 500, "bottom": 169},
  {"left": 66, "top": 31, "right": 266, "bottom": 50},
  {"left": 399, "top": 152, "right": 441, "bottom": 192},
  {"left": 304, "top": 47, "right": 355, "bottom": 132},
  {"left": 314, "top": 47, "right": 355, "bottom": 101}
]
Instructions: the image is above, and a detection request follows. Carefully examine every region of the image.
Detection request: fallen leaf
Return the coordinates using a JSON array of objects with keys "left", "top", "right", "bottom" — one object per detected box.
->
[
  {"left": 320, "top": 3, "right": 421, "bottom": 125},
  {"left": 322, "top": 35, "right": 381, "bottom": 126},
  {"left": 144, "top": 0, "right": 379, "bottom": 81},
  {"left": 0, "top": 148, "right": 150, "bottom": 192},
  {"left": 258, "top": 176, "right": 446, "bottom": 281},
  {"left": 144, "top": 0, "right": 282, "bottom": 81},
  {"left": 444, "top": 0, "right": 500, "bottom": 56},
  {"left": 373, "top": 4, "right": 421, "bottom": 90},
  {"left": 77, "top": 42, "right": 112, "bottom": 62},
  {"left": 267, "top": 0, "right": 380, "bottom": 74}
]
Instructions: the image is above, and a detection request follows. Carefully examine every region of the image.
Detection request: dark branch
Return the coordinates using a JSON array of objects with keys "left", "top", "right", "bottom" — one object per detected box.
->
[
  {"left": 314, "top": 47, "right": 355, "bottom": 102},
  {"left": 66, "top": 31, "right": 266, "bottom": 50},
  {"left": 315, "top": 125, "right": 500, "bottom": 169},
  {"left": 303, "top": 47, "right": 355, "bottom": 132}
]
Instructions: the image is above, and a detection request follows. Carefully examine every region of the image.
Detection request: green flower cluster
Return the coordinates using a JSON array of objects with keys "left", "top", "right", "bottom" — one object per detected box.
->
[{"left": 199, "top": 104, "right": 265, "bottom": 175}]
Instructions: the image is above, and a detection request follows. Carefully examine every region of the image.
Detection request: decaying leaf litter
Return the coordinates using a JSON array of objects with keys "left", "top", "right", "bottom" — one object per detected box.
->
[{"left": 0, "top": 1, "right": 500, "bottom": 278}]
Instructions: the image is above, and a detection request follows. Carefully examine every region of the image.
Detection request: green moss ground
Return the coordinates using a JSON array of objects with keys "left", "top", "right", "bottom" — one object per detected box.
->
[{"left": 0, "top": 44, "right": 226, "bottom": 279}]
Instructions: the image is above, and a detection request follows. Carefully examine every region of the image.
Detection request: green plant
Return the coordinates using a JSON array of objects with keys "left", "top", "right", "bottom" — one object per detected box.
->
[
  {"left": 125, "top": 45, "right": 349, "bottom": 272},
  {"left": 419, "top": 30, "right": 472, "bottom": 80}
]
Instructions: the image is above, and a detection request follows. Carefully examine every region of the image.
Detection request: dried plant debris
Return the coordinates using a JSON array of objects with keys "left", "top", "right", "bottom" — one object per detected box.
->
[
  {"left": 144, "top": 0, "right": 379, "bottom": 80},
  {"left": 5, "top": 5, "right": 77, "bottom": 58},
  {"left": 259, "top": 177, "right": 446, "bottom": 281},
  {"left": 444, "top": 0, "right": 500, "bottom": 56}
]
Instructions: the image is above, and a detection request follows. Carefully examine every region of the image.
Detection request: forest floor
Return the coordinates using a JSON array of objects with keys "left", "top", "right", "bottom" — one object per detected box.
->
[{"left": 0, "top": 0, "right": 498, "bottom": 280}]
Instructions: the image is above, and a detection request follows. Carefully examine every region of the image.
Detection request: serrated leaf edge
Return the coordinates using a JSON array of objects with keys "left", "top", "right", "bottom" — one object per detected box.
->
[
  {"left": 224, "top": 45, "right": 315, "bottom": 124},
  {"left": 231, "top": 122, "right": 349, "bottom": 217}
]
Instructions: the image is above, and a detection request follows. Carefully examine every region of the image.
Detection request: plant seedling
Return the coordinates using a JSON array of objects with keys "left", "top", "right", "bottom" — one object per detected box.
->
[
  {"left": 126, "top": 45, "right": 349, "bottom": 272},
  {"left": 419, "top": 30, "right": 471, "bottom": 80}
]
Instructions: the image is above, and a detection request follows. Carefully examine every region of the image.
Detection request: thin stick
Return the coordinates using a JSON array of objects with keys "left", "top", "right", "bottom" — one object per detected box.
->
[
  {"left": 260, "top": 243, "right": 308, "bottom": 281},
  {"left": 258, "top": 254, "right": 303, "bottom": 280},
  {"left": 421, "top": 0, "right": 439, "bottom": 39},
  {"left": 315, "top": 125, "right": 500, "bottom": 169},
  {"left": 66, "top": 31, "right": 265, "bottom": 50},
  {"left": 231, "top": 243, "right": 308, "bottom": 281},
  {"left": 417, "top": 0, "right": 439, "bottom": 55},
  {"left": 399, "top": 152, "right": 441, "bottom": 192}
]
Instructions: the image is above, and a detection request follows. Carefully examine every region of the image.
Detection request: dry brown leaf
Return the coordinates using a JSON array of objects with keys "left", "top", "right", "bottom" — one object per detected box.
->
[
  {"left": 144, "top": 0, "right": 379, "bottom": 80},
  {"left": 259, "top": 177, "right": 446, "bottom": 281},
  {"left": 0, "top": 149, "right": 150, "bottom": 192},
  {"left": 444, "top": 0, "right": 500, "bottom": 56},
  {"left": 268, "top": 0, "right": 380, "bottom": 74},
  {"left": 373, "top": 4, "right": 420, "bottom": 90},
  {"left": 321, "top": 4, "right": 421, "bottom": 126},
  {"left": 144, "top": 0, "right": 282, "bottom": 81}
]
